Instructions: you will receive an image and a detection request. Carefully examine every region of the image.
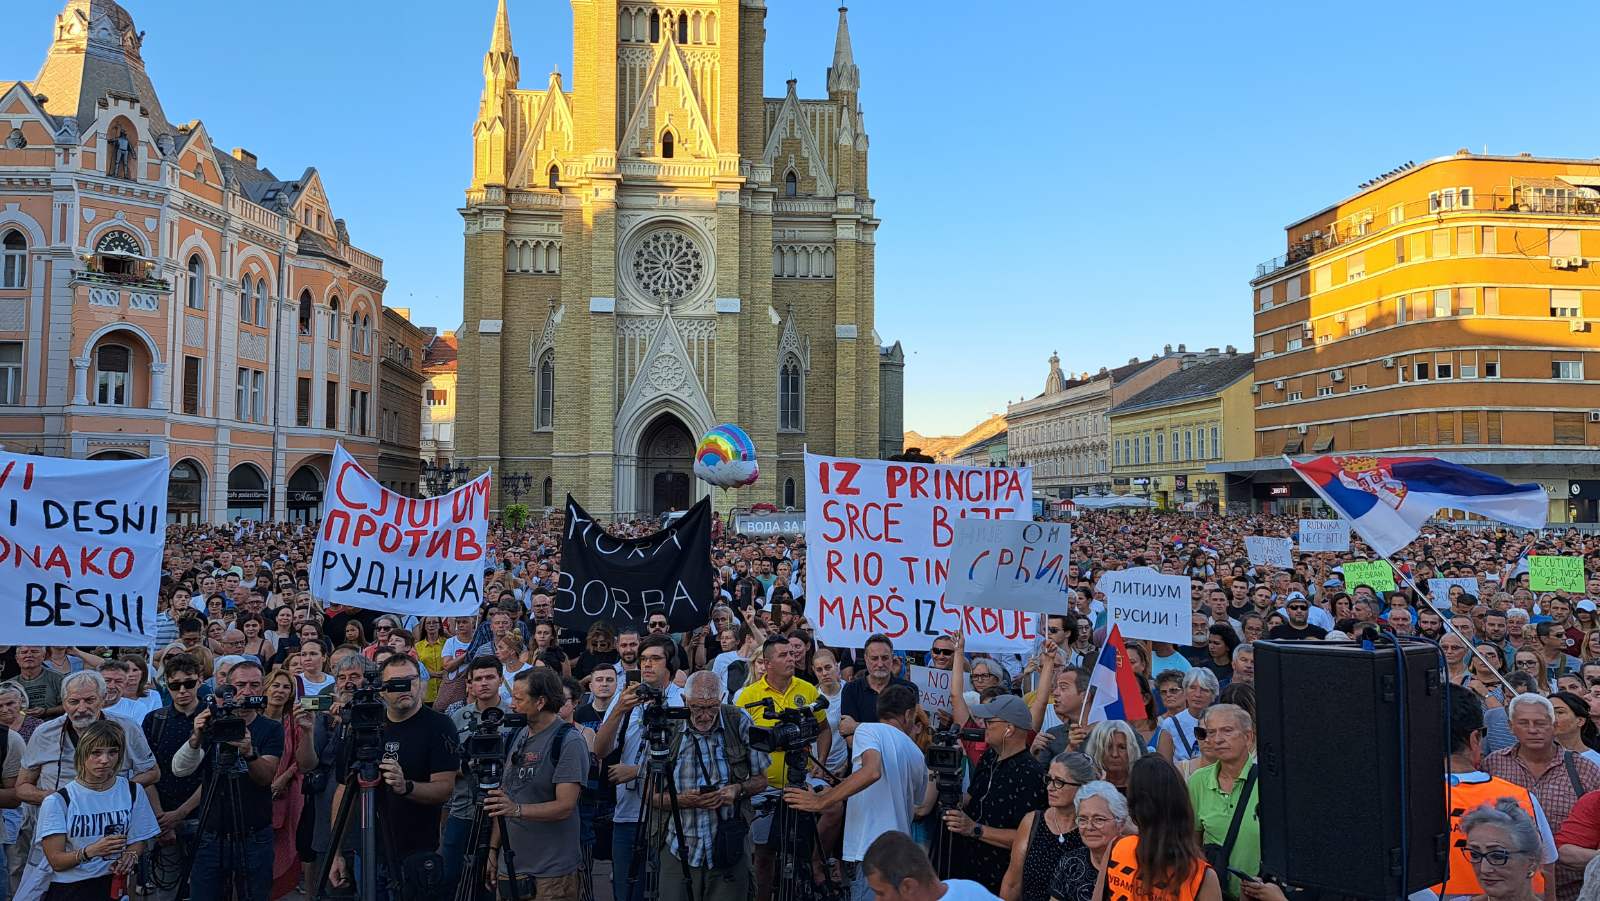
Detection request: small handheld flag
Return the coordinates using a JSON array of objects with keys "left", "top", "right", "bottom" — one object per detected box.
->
[{"left": 1085, "top": 625, "right": 1148, "bottom": 725}]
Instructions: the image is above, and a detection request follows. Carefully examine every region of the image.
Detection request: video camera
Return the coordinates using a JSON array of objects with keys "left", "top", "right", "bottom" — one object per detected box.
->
[
  {"left": 345, "top": 671, "right": 412, "bottom": 765},
  {"left": 203, "top": 685, "right": 266, "bottom": 745},
  {"left": 744, "top": 695, "right": 828, "bottom": 755},
  {"left": 925, "top": 725, "right": 982, "bottom": 810},
  {"left": 462, "top": 706, "right": 529, "bottom": 791}
]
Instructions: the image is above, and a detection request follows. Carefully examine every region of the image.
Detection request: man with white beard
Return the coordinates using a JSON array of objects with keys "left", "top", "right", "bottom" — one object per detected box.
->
[{"left": 12, "top": 669, "right": 159, "bottom": 901}]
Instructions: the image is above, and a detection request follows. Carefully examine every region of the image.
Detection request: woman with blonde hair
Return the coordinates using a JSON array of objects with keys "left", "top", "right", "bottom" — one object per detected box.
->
[
  {"left": 37, "top": 721, "right": 158, "bottom": 901},
  {"left": 1085, "top": 720, "right": 1144, "bottom": 793}
]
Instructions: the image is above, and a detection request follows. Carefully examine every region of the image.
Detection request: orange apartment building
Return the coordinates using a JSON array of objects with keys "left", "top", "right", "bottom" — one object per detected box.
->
[
  {"left": 0, "top": 0, "right": 387, "bottom": 522},
  {"left": 1215, "top": 150, "right": 1600, "bottom": 522}
]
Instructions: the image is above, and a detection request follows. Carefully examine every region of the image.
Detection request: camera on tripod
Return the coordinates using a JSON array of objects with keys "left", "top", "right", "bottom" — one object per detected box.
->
[
  {"left": 743, "top": 695, "right": 828, "bottom": 754},
  {"left": 925, "top": 725, "right": 981, "bottom": 809},
  {"left": 344, "top": 672, "right": 409, "bottom": 764},
  {"left": 462, "top": 707, "right": 529, "bottom": 790},
  {"left": 203, "top": 685, "right": 266, "bottom": 745}
]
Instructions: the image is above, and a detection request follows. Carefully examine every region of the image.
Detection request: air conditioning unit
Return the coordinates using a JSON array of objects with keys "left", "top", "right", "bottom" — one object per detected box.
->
[
  {"left": 1250, "top": 384, "right": 1260, "bottom": 394},
  {"left": 1297, "top": 425, "right": 1309, "bottom": 434},
  {"left": 1382, "top": 357, "right": 1396, "bottom": 369},
  {"left": 1302, "top": 324, "right": 1315, "bottom": 336},
  {"left": 1334, "top": 313, "right": 1347, "bottom": 324},
  {"left": 1590, "top": 411, "right": 1600, "bottom": 423},
  {"left": 1573, "top": 257, "right": 1589, "bottom": 267},
  {"left": 1553, "top": 256, "right": 1583, "bottom": 270},
  {"left": 1331, "top": 369, "right": 1346, "bottom": 382},
  {"left": 1274, "top": 380, "right": 1286, "bottom": 390},
  {"left": 1571, "top": 319, "right": 1587, "bottom": 333}
]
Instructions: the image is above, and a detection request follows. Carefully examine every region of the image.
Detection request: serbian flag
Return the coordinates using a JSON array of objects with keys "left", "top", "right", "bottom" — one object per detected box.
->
[
  {"left": 1289, "top": 455, "right": 1547, "bottom": 558},
  {"left": 1086, "top": 625, "right": 1148, "bottom": 725}
]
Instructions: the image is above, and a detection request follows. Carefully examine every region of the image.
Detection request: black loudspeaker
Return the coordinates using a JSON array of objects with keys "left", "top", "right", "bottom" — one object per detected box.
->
[{"left": 1256, "top": 639, "right": 1446, "bottom": 898}]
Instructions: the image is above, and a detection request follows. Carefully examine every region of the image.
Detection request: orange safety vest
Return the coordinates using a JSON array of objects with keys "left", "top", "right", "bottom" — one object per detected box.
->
[
  {"left": 1436, "top": 775, "right": 1544, "bottom": 896},
  {"left": 1105, "top": 835, "right": 1209, "bottom": 901}
]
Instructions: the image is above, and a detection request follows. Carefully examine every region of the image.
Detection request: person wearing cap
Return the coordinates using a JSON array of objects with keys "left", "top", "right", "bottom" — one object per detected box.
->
[
  {"left": 937, "top": 694, "right": 1047, "bottom": 891},
  {"left": 1266, "top": 593, "right": 1327, "bottom": 641}
]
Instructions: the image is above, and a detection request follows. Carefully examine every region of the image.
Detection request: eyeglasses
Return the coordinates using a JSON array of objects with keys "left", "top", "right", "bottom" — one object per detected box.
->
[
  {"left": 1286, "top": 604, "right": 1308, "bottom": 611},
  {"left": 1465, "top": 847, "right": 1518, "bottom": 867},
  {"left": 649, "top": 622, "right": 670, "bottom": 631},
  {"left": 971, "top": 673, "right": 998, "bottom": 681},
  {"left": 1045, "top": 777, "right": 1081, "bottom": 791},
  {"left": 1075, "top": 814, "right": 1116, "bottom": 828},
  {"left": 930, "top": 648, "right": 954, "bottom": 656},
  {"left": 687, "top": 703, "right": 720, "bottom": 713},
  {"left": 167, "top": 679, "right": 200, "bottom": 691}
]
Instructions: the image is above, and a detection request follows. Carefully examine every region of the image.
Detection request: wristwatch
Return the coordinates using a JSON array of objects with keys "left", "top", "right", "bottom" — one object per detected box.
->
[
  {"left": 243, "top": 750, "right": 260, "bottom": 763},
  {"left": 401, "top": 779, "right": 415, "bottom": 796},
  {"left": 973, "top": 824, "right": 984, "bottom": 839}
]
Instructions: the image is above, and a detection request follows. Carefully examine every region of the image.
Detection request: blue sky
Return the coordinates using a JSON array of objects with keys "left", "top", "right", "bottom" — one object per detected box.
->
[{"left": 7, "top": 1, "right": 1600, "bottom": 436}]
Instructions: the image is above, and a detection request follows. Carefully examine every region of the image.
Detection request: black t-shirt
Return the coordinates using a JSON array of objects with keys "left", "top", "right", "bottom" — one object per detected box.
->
[
  {"left": 376, "top": 706, "right": 459, "bottom": 859},
  {"left": 952, "top": 748, "right": 1047, "bottom": 887},
  {"left": 196, "top": 714, "right": 284, "bottom": 833},
  {"left": 839, "top": 675, "right": 919, "bottom": 724},
  {"left": 1267, "top": 623, "right": 1328, "bottom": 641},
  {"left": 557, "top": 628, "right": 586, "bottom": 661},
  {"left": 142, "top": 704, "right": 203, "bottom": 812}
]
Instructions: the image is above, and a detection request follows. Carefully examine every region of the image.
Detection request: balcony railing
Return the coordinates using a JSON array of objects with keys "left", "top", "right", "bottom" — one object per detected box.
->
[
  {"left": 72, "top": 269, "right": 173, "bottom": 293},
  {"left": 82, "top": 284, "right": 161, "bottom": 313},
  {"left": 1254, "top": 190, "right": 1600, "bottom": 280}
]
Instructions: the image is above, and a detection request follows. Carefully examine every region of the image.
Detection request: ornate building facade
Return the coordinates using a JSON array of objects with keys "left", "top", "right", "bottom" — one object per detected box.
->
[
  {"left": 455, "top": 1, "right": 886, "bottom": 515},
  {"left": 0, "top": 0, "right": 386, "bottom": 523},
  {"left": 420, "top": 327, "right": 458, "bottom": 468}
]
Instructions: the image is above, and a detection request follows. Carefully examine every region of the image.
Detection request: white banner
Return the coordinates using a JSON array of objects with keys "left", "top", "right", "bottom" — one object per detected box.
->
[
  {"left": 944, "top": 519, "right": 1071, "bottom": 614},
  {"left": 1095, "top": 567, "right": 1190, "bottom": 645},
  {"left": 311, "top": 445, "right": 490, "bottom": 616},
  {"left": 1298, "top": 519, "right": 1351, "bottom": 552},
  {"left": 1427, "top": 577, "right": 1481, "bottom": 608},
  {"left": 805, "top": 453, "right": 1036, "bottom": 652},
  {"left": 1245, "top": 536, "right": 1294, "bottom": 568},
  {"left": 907, "top": 664, "right": 972, "bottom": 717},
  {"left": 0, "top": 451, "right": 167, "bottom": 646}
]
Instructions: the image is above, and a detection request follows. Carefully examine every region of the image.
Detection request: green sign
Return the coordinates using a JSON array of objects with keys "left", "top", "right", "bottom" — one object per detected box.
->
[
  {"left": 1530, "top": 556, "right": 1586, "bottom": 593},
  {"left": 1343, "top": 560, "right": 1396, "bottom": 593}
]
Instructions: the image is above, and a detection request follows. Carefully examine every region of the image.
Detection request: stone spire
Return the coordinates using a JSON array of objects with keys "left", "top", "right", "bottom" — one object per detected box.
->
[
  {"left": 32, "top": 0, "right": 172, "bottom": 134},
  {"left": 826, "top": 6, "right": 859, "bottom": 98},
  {"left": 1044, "top": 352, "right": 1066, "bottom": 395},
  {"left": 481, "top": 0, "right": 519, "bottom": 113}
]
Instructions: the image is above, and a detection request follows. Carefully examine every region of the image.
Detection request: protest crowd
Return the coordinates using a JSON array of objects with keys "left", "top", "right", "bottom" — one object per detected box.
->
[{"left": 3, "top": 503, "right": 1600, "bottom": 901}]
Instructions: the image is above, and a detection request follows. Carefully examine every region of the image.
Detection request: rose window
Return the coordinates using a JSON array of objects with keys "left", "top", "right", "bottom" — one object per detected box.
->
[{"left": 631, "top": 230, "right": 705, "bottom": 301}]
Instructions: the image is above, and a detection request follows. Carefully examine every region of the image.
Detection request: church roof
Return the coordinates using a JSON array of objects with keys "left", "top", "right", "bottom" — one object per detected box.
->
[
  {"left": 31, "top": 0, "right": 173, "bottom": 135},
  {"left": 1110, "top": 353, "right": 1255, "bottom": 416}
]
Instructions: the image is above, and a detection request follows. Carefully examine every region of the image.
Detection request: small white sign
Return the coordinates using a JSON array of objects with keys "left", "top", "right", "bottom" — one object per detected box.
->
[
  {"left": 1095, "top": 567, "right": 1190, "bottom": 645},
  {"left": 907, "top": 664, "right": 972, "bottom": 717},
  {"left": 1298, "top": 519, "right": 1351, "bottom": 552},
  {"left": 1427, "top": 578, "right": 1482, "bottom": 609},
  {"left": 1245, "top": 536, "right": 1294, "bottom": 568}
]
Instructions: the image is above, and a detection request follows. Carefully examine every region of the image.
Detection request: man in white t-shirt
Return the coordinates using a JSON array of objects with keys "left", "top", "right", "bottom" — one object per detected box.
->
[
  {"left": 860, "top": 830, "right": 1001, "bottom": 901},
  {"left": 783, "top": 683, "right": 927, "bottom": 901}
]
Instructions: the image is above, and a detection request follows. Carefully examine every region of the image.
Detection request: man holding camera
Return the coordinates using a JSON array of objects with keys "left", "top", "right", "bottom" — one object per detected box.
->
[
  {"left": 938, "top": 695, "right": 1046, "bottom": 890},
  {"left": 595, "top": 634, "right": 685, "bottom": 901},
  {"left": 483, "top": 667, "right": 590, "bottom": 901},
  {"left": 140, "top": 653, "right": 207, "bottom": 901},
  {"left": 783, "top": 684, "right": 928, "bottom": 901},
  {"left": 171, "top": 658, "right": 283, "bottom": 901},
  {"left": 328, "top": 655, "right": 458, "bottom": 899},
  {"left": 651, "top": 671, "right": 768, "bottom": 901},
  {"left": 735, "top": 636, "right": 830, "bottom": 901},
  {"left": 442, "top": 655, "right": 507, "bottom": 892}
]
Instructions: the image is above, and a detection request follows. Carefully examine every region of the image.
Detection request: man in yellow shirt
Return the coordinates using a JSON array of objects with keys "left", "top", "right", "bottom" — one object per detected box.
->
[{"left": 735, "top": 635, "right": 832, "bottom": 901}]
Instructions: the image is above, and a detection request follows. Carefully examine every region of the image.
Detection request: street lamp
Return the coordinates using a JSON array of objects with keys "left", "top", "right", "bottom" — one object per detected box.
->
[
  {"left": 500, "top": 472, "right": 533, "bottom": 506},
  {"left": 422, "top": 460, "right": 469, "bottom": 497}
]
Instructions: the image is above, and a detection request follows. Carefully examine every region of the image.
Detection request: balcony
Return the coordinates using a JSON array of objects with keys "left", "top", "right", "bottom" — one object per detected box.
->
[
  {"left": 72, "top": 268, "right": 172, "bottom": 293},
  {"left": 1253, "top": 190, "right": 1600, "bottom": 281},
  {"left": 82, "top": 283, "right": 161, "bottom": 313}
]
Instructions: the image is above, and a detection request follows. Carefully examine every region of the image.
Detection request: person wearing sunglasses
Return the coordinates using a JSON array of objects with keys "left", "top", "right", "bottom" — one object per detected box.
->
[{"left": 1266, "top": 595, "right": 1327, "bottom": 642}]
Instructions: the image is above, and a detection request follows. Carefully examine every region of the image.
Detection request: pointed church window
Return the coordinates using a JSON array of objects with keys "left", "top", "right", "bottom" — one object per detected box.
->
[
  {"left": 548, "top": 165, "right": 559, "bottom": 189},
  {"left": 661, "top": 131, "right": 675, "bottom": 159},
  {"left": 677, "top": 12, "right": 688, "bottom": 44},
  {"left": 537, "top": 351, "right": 555, "bottom": 429},
  {"left": 649, "top": 11, "right": 660, "bottom": 42},
  {"left": 784, "top": 171, "right": 798, "bottom": 198}
]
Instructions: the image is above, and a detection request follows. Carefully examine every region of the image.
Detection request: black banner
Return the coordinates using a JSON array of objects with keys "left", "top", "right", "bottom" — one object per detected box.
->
[{"left": 555, "top": 495, "right": 713, "bottom": 632}]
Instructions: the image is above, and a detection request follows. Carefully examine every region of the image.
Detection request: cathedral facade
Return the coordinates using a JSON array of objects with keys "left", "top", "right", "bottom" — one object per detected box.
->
[{"left": 456, "top": 0, "right": 885, "bottom": 516}]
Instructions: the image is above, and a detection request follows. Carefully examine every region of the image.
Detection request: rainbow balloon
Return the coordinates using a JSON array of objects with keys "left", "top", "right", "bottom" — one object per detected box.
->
[{"left": 693, "top": 423, "right": 760, "bottom": 489}]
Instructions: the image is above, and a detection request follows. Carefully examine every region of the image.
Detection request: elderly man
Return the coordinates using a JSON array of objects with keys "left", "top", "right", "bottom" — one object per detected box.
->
[
  {"left": 1188, "top": 703, "right": 1260, "bottom": 897},
  {"left": 649, "top": 671, "right": 768, "bottom": 901},
  {"left": 11, "top": 646, "right": 62, "bottom": 720},
  {"left": 13, "top": 670, "right": 159, "bottom": 901},
  {"left": 1484, "top": 692, "right": 1600, "bottom": 901}
]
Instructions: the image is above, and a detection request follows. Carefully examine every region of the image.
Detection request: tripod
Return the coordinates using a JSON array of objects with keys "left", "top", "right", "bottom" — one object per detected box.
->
[
  {"left": 312, "top": 754, "right": 396, "bottom": 901},
  {"left": 772, "top": 751, "right": 844, "bottom": 901},
  {"left": 175, "top": 743, "right": 253, "bottom": 901},
  {"left": 451, "top": 778, "right": 522, "bottom": 901},
  {"left": 628, "top": 722, "right": 695, "bottom": 901}
]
